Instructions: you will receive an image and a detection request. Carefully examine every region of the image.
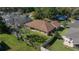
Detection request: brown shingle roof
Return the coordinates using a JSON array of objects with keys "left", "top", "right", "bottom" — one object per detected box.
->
[
  {"left": 51, "top": 21, "right": 60, "bottom": 28},
  {"left": 25, "top": 20, "right": 55, "bottom": 33}
]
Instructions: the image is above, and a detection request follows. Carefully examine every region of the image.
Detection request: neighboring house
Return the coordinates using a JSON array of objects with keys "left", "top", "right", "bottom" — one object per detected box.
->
[
  {"left": 2, "top": 14, "right": 14, "bottom": 26},
  {"left": 2, "top": 13, "right": 31, "bottom": 27},
  {"left": 2, "top": 13, "right": 31, "bottom": 37},
  {"left": 25, "top": 20, "right": 60, "bottom": 35},
  {"left": 13, "top": 15, "right": 31, "bottom": 25},
  {"left": 63, "top": 20, "right": 79, "bottom": 48}
]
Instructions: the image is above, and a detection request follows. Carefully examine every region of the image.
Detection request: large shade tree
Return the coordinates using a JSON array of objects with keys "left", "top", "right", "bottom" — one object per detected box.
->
[
  {"left": 0, "top": 16, "right": 10, "bottom": 34},
  {"left": 33, "top": 7, "right": 58, "bottom": 19},
  {"left": 32, "top": 7, "right": 75, "bottom": 19}
]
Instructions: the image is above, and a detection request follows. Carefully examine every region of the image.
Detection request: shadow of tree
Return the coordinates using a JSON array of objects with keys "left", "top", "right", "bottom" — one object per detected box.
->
[
  {"left": 43, "top": 32, "right": 63, "bottom": 48},
  {"left": 44, "top": 36, "right": 58, "bottom": 48},
  {"left": 0, "top": 41, "right": 10, "bottom": 51}
]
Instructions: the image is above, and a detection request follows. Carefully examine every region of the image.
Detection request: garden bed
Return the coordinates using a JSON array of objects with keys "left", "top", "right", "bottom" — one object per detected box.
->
[{"left": 20, "top": 28, "right": 50, "bottom": 49}]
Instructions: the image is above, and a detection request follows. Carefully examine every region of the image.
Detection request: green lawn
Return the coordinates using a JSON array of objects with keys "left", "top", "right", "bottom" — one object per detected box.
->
[
  {"left": 0, "top": 34, "right": 37, "bottom": 51},
  {"left": 48, "top": 39, "right": 75, "bottom": 51},
  {"left": 58, "top": 28, "right": 69, "bottom": 36}
]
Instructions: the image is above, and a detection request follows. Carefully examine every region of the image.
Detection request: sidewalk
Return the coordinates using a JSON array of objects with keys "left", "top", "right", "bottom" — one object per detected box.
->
[{"left": 40, "top": 46, "right": 49, "bottom": 51}]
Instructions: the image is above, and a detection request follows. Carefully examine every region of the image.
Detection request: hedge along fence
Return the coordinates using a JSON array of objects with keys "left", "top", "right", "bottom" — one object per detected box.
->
[
  {"left": 26, "top": 33, "right": 49, "bottom": 50},
  {"left": 41, "top": 36, "right": 55, "bottom": 48},
  {"left": 42, "top": 32, "right": 62, "bottom": 48},
  {"left": 40, "top": 37, "right": 53, "bottom": 51}
]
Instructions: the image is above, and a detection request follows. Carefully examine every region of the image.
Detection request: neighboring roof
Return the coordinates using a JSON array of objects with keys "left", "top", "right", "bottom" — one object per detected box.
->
[
  {"left": 25, "top": 20, "right": 55, "bottom": 33},
  {"left": 65, "top": 27, "right": 79, "bottom": 44},
  {"left": 51, "top": 21, "right": 60, "bottom": 28},
  {"left": 55, "top": 15, "right": 68, "bottom": 20},
  {"left": 14, "top": 15, "right": 30, "bottom": 25},
  {"left": 2, "top": 14, "right": 31, "bottom": 26}
]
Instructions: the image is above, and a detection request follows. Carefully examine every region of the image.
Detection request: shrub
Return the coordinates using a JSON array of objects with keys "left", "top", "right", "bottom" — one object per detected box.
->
[{"left": 26, "top": 32, "right": 49, "bottom": 43}]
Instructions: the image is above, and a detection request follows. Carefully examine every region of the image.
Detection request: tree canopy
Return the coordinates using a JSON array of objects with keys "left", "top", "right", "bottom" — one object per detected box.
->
[
  {"left": 0, "top": 7, "right": 79, "bottom": 19},
  {"left": 31, "top": 7, "right": 75, "bottom": 19},
  {"left": 0, "top": 16, "right": 10, "bottom": 34}
]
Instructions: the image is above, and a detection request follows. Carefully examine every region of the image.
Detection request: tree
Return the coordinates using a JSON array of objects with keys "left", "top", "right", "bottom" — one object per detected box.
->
[
  {"left": 32, "top": 8, "right": 44, "bottom": 19},
  {"left": 32, "top": 7, "right": 57, "bottom": 19},
  {"left": 0, "top": 16, "right": 10, "bottom": 34},
  {"left": 41, "top": 8, "right": 57, "bottom": 19},
  {"left": 56, "top": 8, "right": 74, "bottom": 17}
]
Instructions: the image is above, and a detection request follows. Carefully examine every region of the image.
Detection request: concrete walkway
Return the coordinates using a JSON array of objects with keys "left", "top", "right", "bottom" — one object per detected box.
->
[
  {"left": 40, "top": 46, "right": 49, "bottom": 51},
  {"left": 62, "top": 36, "right": 74, "bottom": 47}
]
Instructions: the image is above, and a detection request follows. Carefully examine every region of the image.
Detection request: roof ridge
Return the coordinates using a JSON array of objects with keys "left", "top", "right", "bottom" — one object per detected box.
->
[
  {"left": 25, "top": 20, "right": 55, "bottom": 33},
  {"left": 44, "top": 21, "right": 54, "bottom": 33}
]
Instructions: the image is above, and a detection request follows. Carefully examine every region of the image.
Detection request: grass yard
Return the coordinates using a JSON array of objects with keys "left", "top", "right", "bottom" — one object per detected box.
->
[
  {"left": 48, "top": 39, "right": 75, "bottom": 51},
  {"left": 58, "top": 28, "right": 69, "bottom": 36},
  {"left": 0, "top": 34, "right": 37, "bottom": 51}
]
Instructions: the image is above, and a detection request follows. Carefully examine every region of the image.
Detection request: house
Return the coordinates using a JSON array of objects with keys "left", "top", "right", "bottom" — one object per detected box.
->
[
  {"left": 51, "top": 21, "right": 60, "bottom": 28},
  {"left": 62, "top": 20, "right": 79, "bottom": 48},
  {"left": 25, "top": 20, "right": 60, "bottom": 35},
  {"left": 2, "top": 13, "right": 31, "bottom": 27}
]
